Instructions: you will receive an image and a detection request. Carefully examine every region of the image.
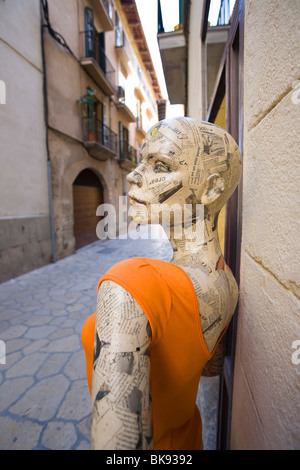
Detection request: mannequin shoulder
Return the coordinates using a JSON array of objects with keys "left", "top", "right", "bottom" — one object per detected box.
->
[
  {"left": 179, "top": 264, "right": 238, "bottom": 305},
  {"left": 224, "top": 264, "right": 239, "bottom": 305},
  {"left": 96, "top": 280, "right": 152, "bottom": 346},
  {"left": 98, "top": 279, "right": 144, "bottom": 314}
]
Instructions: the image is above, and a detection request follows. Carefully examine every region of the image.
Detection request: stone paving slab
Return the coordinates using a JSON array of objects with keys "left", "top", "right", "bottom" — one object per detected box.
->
[{"left": 0, "top": 226, "right": 219, "bottom": 450}]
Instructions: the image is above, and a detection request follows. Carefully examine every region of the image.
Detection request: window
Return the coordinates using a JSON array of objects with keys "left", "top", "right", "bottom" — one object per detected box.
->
[
  {"left": 82, "top": 90, "right": 107, "bottom": 145},
  {"left": 115, "top": 11, "right": 125, "bottom": 47},
  {"left": 85, "top": 7, "right": 95, "bottom": 58},
  {"left": 119, "top": 121, "right": 129, "bottom": 160},
  {"left": 98, "top": 32, "right": 106, "bottom": 74},
  {"left": 84, "top": 7, "right": 107, "bottom": 75}
]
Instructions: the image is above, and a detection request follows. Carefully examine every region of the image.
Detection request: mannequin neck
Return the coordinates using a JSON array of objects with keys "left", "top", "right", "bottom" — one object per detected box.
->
[{"left": 165, "top": 210, "right": 222, "bottom": 271}]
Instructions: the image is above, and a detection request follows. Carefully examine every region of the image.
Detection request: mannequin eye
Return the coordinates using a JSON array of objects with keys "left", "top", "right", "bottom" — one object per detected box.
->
[{"left": 154, "top": 161, "right": 171, "bottom": 173}]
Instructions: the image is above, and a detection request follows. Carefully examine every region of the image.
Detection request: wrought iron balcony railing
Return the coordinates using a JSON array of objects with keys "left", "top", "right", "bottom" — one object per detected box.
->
[
  {"left": 82, "top": 116, "right": 117, "bottom": 154},
  {"left": 116, "top": 85, "right": 125, "bottom": 103},
  {"left": 119, "top": 141, "right": 137, "bottom": 165}
]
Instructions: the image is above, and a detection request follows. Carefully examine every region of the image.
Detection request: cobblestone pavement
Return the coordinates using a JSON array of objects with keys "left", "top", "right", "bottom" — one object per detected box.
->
[{"left": 0, "top": 226, "right": 218, "bottom": 450}]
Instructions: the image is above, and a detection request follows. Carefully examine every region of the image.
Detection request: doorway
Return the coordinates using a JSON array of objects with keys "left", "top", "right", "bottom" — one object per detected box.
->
[{"left": 72, "top": 169, "right": 104, "bottom": 249}]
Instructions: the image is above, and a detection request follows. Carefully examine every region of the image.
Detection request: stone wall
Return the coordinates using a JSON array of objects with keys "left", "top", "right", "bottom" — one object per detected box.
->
[
  {"left": 231, "top": 0, "right": 300, "bottom": 449},
  {"left": 0, "top": 216, "right": 52, "bottom": 284}
]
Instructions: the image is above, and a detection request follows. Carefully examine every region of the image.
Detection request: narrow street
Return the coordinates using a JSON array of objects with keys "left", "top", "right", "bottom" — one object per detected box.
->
[{"left": 0, "top": 226, "right": 219, "bottom": 450}]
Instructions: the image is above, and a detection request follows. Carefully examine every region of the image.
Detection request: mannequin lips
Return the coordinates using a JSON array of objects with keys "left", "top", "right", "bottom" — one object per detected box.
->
[
  {"left": 128, "top": 196, "right": 148, "bottom": 224},
  {"left": 129, "top": 196, "right": 146, "bottom": 207}
]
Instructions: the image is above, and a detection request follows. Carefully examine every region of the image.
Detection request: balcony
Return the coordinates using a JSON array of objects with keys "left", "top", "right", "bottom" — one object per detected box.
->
[
  {"left": 136, "top": 115, "right": 146, "bottom": 139},
  {"left": 115, "top": 86, "right": 136, "bottom": 122},
  {"left": 157, "top": 29, "right": 186, "bottom": 105},
  {"left": 91, "top": 0, "right": 114, "bottom": 31},
  {"left": 118, "top": 142, "right": 137, "bottom": 171},
  {"left": 157, "top": 0, "right": 186, "bottom": 105},
  {"left": 80, "top": 31, "right": 116, "bottom": 96},
  {"left": 82, "top": 116, "right": 117, "bottom": 160},
  {"left": 115, "top": 26, "right": 131, "bottom": 76},
  {"left": 134, "top": 85, "right": 146, "bottom": 103}
]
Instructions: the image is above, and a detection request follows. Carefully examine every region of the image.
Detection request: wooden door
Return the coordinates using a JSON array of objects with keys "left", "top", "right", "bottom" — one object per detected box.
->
[{"left": 73, "top": 170, "right": 103, "bottom": 249}]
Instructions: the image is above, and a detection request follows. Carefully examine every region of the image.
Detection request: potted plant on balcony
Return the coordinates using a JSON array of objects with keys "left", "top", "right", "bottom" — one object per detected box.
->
[{"left": 77, "top": 86, "right": 97, "bottom": 141}]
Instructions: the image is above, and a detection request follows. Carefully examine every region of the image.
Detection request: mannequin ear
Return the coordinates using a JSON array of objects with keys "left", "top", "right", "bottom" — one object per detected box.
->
[{"left": 201, "top": 173, "right": 225, "bottom": 205}]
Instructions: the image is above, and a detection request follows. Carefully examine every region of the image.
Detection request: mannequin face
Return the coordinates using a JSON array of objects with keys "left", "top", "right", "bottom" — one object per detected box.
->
[
  {"left": 127, "top": 128, "right": 204, "bottom": 225},
  {"left": 127, "top": 117, "right": 241, "bottom": 226}
]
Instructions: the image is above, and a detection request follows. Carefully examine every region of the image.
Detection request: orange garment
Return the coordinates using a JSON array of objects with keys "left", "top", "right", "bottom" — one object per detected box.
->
[
  {"left": 81, "top": 257, "right": 226, "bottom": 450},
  {"left": 81, "top": 312, "right": 96, "bottom": 396}
]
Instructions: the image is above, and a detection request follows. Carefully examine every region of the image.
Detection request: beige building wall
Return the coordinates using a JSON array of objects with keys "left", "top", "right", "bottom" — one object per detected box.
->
[
  {"left": 0, "top": 0, "right": 159, "bottom": 281},
  {"left": 187, "top": 0, "right": 204, "bottom": 120},
  {"left": 0, "top": 0, "right": 52, "bottom": 282},
  {"left": 231, "top": 0, "right": 300, "bottom": 449},
  {"left": 44, "top": 0, "right": 158, "bottom": 259}
]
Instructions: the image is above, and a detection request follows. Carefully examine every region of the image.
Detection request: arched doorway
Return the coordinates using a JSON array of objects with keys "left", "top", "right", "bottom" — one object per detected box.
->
[{"left": 72, "top": 169, "right": 104, "bottom": 249}]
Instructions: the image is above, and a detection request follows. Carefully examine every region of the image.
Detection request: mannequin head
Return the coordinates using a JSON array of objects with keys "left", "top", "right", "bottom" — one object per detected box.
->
[{"left": 127, "top": 117, "right": 241, "bottom": 227}]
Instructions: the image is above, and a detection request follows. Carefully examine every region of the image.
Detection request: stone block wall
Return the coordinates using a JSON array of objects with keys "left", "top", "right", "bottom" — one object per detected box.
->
[
  {"left": 231, "top": 0, "right": 300, "bottom": 449},
  {"left": 0, "top": 216, "right": 52, "bottom": 284}
]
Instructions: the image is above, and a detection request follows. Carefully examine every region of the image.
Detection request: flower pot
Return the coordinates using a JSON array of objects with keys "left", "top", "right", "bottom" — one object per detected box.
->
[{"left": 88, "top": 132, "right": 96, "bottom": 141}]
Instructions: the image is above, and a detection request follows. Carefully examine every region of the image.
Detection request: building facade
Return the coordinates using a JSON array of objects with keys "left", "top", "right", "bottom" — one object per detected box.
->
[
  {"left": 158, "top": 0, "right": 300, "bottom": 450},
  {"left": 0, "top": 0, "right": 162, "bottom": 282},
  {"left": 42, "top": 0, "right": 161, "bottom": 258},
  {"left": 0, "top": 0, "right": 52, "bottom": 283}
]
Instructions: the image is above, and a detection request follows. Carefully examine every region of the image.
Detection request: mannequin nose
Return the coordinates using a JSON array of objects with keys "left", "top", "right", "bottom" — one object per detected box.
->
[{"left": 127, "top": 170, "right": 143, "bottom": 187}]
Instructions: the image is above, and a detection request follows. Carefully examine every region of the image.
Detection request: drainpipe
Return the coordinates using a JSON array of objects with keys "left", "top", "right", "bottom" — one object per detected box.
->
[{"left": 40, "top": 0, "right": 57, "bottom": 263}]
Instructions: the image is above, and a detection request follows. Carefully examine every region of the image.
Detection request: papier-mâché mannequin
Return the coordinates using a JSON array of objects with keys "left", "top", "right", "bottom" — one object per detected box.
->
[{"left": 82, "top": 117, "right": 242, "bottom": 450}]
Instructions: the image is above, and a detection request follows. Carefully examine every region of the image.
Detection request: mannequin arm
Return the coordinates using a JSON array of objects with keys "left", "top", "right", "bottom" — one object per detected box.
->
[
  {"left": 90, "top": 280, "right": 153, "bottom": 450},
  {"left": 201, "top": 335, "right": 226, "bottom": 377}
]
